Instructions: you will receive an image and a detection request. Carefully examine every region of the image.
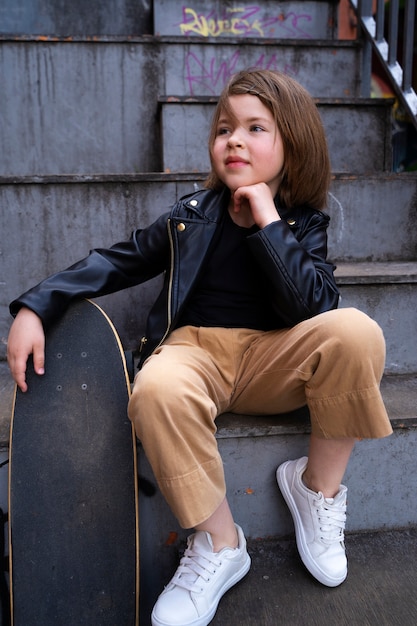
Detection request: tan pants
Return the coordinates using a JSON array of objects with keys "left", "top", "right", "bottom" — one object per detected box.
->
[{"left": 128, "top": 308, "right": 392, "bottom": 529}]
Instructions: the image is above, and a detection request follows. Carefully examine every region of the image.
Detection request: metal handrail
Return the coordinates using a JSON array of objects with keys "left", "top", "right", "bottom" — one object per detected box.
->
[{"left": 350, "top": 0, "right": 417, "bottom": 130}]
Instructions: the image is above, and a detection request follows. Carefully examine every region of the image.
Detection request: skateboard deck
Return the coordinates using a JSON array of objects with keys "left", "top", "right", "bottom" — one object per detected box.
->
[{"left": 8, "top": 299, "right": 139, "bottom": 625}]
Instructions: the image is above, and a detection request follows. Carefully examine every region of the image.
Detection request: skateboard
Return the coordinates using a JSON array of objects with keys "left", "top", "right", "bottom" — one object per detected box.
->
[{"left": 8, "top": 299, "right": 139, "bottom": 625}]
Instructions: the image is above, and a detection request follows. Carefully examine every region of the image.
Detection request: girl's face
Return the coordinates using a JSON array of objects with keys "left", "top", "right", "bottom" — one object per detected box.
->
[{"left": 211, "top": 94, "right": 284, "bottom": 197}]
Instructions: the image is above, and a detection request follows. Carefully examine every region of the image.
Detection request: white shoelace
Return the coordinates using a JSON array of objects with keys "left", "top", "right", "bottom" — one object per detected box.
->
[
  {"left": 314, "top": 493, "right": 347, "bottom": 545},
  {"left": 171, "top": 543, "right": 223, "bottom": 593}
]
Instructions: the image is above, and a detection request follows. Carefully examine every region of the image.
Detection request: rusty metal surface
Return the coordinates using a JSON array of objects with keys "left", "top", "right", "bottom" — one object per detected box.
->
[{"left": 154, "top": 0, "right": 338, "bottom": 39}]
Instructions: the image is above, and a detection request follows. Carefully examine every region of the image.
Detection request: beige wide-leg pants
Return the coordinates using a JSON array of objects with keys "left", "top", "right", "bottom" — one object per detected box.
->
[{"left": 128, "top": 308, "right": 392, "bottom": 529}]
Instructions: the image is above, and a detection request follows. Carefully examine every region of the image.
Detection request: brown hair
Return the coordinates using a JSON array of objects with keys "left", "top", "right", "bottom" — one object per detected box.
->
[{"left": 205, "top": 68, "right": 331, "bottom": 210}]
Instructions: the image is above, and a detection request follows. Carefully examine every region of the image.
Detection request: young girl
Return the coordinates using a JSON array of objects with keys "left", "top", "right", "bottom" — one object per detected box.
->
[{"left": 7, "top": 69, "right": 392, "bottom": 626}]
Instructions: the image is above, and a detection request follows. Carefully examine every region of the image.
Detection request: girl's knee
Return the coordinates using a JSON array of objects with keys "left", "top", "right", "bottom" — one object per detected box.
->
[
  {"left": 321, "top": 308, "right": 386, "bottom": 375},
  {"left": 325, "top": 307, "right": 384, "bottom": 347},
  {"left": 128, "top": 355, "right": 215, "bottom": 437},
  {"left": 127, "top": 361, "right": 176, "bottom": 434}
]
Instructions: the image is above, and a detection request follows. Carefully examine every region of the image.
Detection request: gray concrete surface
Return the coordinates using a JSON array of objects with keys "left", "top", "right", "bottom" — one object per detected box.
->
[{"left": 209, "top": 527, "right": 417, "bottom": 625}]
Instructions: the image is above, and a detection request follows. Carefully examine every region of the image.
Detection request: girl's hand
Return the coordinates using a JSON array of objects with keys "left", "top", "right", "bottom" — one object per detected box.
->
[
  {"left": 231, "top": 183, "right": 281, "bottom": 229},
  {"left": 7, "top": 308, "right": 45, "bottom": 392}
]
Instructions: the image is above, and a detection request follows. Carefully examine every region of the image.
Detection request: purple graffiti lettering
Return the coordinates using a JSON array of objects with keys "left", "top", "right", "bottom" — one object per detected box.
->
[
  {"left": 184, "top": 51, "right": 299, "bottom": 95},
  {"left": 185, "top": 50, "right": 241, "bottom": 94},
  {"left": 274, "top": 12, "right": 313, "bottom": 39}
]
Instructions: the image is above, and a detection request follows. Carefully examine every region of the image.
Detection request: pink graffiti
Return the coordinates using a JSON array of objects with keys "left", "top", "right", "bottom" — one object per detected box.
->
[
  {"left": 177, "top": 5, "right": 313, "bottom": 39},
  {"left": 184, "top": 50, "right": 299, "bottom": 95}
]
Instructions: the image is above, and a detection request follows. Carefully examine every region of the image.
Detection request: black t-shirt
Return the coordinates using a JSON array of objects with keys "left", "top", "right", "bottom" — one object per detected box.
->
[{"left": 177, "top": 210, "right": 276, "bottom": 330}]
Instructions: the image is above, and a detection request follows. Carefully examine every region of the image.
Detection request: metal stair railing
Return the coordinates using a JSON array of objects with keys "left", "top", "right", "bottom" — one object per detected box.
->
[{"left": 350, "top": 0, "right": 417, "bottom": 130}]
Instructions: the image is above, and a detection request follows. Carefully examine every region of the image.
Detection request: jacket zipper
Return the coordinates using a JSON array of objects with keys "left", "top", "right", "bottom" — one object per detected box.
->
[
  {"left": 162, "top": 218, "right": 175, "bottom": 342},
  {"left": 140, "top": 218, "right": 175, "bottom": 355}
]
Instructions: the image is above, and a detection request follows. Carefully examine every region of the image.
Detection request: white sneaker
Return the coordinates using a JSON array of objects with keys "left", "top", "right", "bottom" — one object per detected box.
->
[
  {"left": 276, "top": 457, "right": 348, "bottom": 587},
  {"left": 151, "top": 524, "right": 251, "bottom": 626}
]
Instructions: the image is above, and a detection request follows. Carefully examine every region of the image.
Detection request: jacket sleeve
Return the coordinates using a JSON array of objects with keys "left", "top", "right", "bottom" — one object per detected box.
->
[
  {"left": 247, "top": 209, "right": 339, "bottom": 326},
  {"left": 9, "top": 213, "right": 170, "bottom": 328}
]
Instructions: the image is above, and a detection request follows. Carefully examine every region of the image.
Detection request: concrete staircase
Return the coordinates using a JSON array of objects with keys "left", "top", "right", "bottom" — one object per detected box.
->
[{"left": 1, "top": 0, "right": 416, "bottom": 623}]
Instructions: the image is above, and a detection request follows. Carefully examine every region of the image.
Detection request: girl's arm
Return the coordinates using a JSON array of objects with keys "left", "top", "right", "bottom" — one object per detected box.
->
[
  {"left": 10, "top": 215, "right": 170, "bottom": 328},
  {"left": 247, "top": 208, "right": 339, "bottom": 326},
  {"left": 8, "top": 213, "right": 170, "bottom": 390}
]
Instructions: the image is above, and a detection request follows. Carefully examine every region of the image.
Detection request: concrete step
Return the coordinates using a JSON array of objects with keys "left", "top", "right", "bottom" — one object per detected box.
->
[
  {"left": 1, "top": 0, "right": 340, "bottom": 40},
  {"left": 1, "top": 173, "right": 416, "bottom": 361},
  {"left": 0, "top": 0, "right": 152, "bottom": 37},
  {"left": 138, "top": 527, "right": 417, "bottom": 624},
  {"left": 160, "top": 97, "right": 393, "bottom": 174},
  {"left": 1, "top": 359, "right": 416, "bottom": 623},
  {"left": 136, "top": 373, "right": 417, "bottom": 620},
  {"left": 328, "top": 173, "right": 417, "bottom": 262},
  {"left": 0, "top": 39, "right": 361, "bottom": 176},
  {"left": 154, "top": 0, "right": 339, "bottom": 40},
  {"left": 1, "top": 367, "right": 415, "bottom": 489},
  {"left": 135, "top": 372, "right": 417, "bottom": 538},
  {"left": 335, "top": 262, "right": 417, "bottom": 374},
  {"left": 156, "top": 38, "right": 361, "bottom": 99}
]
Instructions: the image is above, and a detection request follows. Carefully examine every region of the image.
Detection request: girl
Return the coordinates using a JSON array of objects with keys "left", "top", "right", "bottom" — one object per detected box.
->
[{"left": 7, "top": 69, "right": 392, "bottom": 626}]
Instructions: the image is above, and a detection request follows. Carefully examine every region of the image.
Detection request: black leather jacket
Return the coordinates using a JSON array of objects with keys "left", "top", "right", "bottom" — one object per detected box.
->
[{"left": 10, "top": 187, "right": 339, "bottom": 366}]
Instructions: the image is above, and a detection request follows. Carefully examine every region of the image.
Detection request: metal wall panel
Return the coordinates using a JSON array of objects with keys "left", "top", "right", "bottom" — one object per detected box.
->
[
  {"left": 328, "top": 175, "right": 417, "bottom": 263},
  {"left": 338, "top": 283, "right": 417, "bottom": 374},
  {"left": 161, "top": 41, "right": 361, "bottom": 98},
  {"left": 154, "top": 0, "right": 337, "bottom": 39},
  {"left": 160, "top": 99, "right": 392, "bottom": 173},
  {"left": 0, "top": 41, "right": 163, "bottom": 176},
  {"left": 0, "top": 0, "right": 152, "bottom": 36},
  {"left": 2, "top": 174, "right": 416, "bottom": 362},
  {"left": 0, "top": 40, "right": 361, "bottom": 176},
  {"left": 0, "top": 179, "right": 188, "bottom": 358}
]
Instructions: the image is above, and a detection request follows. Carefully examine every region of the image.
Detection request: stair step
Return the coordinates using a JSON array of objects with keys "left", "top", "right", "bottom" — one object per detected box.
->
[
  {"left": 154, "top": 0, "right": 339, "bottom": 40},
  {"left": 335, "top": 262, "right": 417, "bottom": 374},
  {"left": 215, "top": 375, "right": 417, "bottom": 439},
  {"left": 1, "top": 359, "right": 415, "bottom": 622},
  {"left": 160, "top": 38, "right": 361, "bottom": 98},
  {"left": 328, "top": 173, "right": 417, "bottom": 262},
  {"left": 160, "top": 97, "right": 393, "bottom": 174},
  {"left": 136, "top": 373, "right": 417, "bottom": 620},
  {"left": 137, "top": 374, "right": 416, "bottom": 523},
  {"left": 0, "top": 1, "right": 152, "bottom": 37},
  {"left": 335, "top": 261, "right": 417, "bottom": 284},
  {"left": 1, "top": 354, "right": 416, "bottom": 442},
  {"left": 0, "top": 39, "right": 361, "bottom": 176},
  {"left": 1, "top": 173, "right": 416, "bottom": 362}
]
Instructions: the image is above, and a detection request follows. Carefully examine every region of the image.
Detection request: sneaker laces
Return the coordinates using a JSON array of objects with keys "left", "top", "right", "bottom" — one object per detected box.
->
[
  {"left": 171, "top": 538, "right": 223, "bottom": 593},
  {"left": 314, "top": 492, "right": 347, "bottom": 546}
]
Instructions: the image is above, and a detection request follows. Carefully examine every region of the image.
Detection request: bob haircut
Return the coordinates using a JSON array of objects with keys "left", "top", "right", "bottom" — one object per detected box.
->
[{"left": 205, "top": 68, "right": 331, "bottom": 210}]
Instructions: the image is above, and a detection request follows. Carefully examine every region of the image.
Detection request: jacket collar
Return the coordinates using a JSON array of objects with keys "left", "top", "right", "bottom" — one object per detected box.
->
[{"left": 181, "top": 187, "right": 230, "bottom": 222}]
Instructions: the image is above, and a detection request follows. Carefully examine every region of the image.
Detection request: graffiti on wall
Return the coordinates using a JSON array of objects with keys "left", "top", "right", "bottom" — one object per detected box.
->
[
  {"left": 176, "top": 6, "right": 314, "bottom": 39},
  {"left": 184, "top": 49, "right": 299, "bottom": 95}
]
